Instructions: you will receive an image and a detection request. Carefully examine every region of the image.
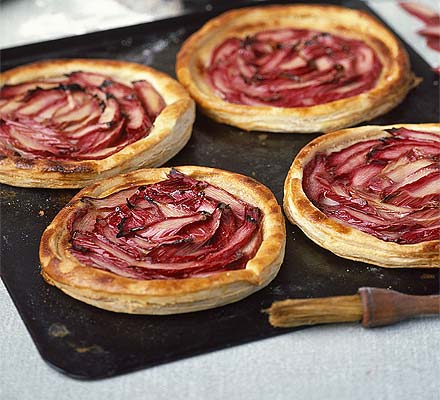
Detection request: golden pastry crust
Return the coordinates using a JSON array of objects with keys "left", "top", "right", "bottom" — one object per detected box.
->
[
  {"left": 284, "top": 123, "right": 440, "bottom": 268},
  {"left": 0, "top": 59, "right": 195, "bottom": 188},
  {"left": 176, "top": 4, "right": 418, "bottom": 133},
  {"left": 40, "top": 166, "right": 286, "bottom": 314}
]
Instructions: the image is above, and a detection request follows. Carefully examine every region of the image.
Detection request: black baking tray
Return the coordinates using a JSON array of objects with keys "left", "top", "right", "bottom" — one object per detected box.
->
[{"left": 1, "top": 0, "right": 439, "bottom": 380}]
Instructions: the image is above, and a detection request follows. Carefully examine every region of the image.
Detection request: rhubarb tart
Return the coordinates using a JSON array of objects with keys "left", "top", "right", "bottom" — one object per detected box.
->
[
  {"left": 176, "top": 5, "right": 418, "bottom": 132},
  {"left": 284, "top": 124, "right": 440, "bottom": 268},
  {"left": 40, "top": 166, "right": 286, "bottom": 314},
  {"left": 0, "top": 59, "right": 195, "bottom": 188}
]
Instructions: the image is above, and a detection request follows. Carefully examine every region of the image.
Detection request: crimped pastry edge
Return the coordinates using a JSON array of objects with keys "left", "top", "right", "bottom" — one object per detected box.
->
[
  {"left": 40, "top": 166, "right": 286, "bottom": 314},
  {"left": 283, "top": 123, "right": 440, "bottom": 268},
  {"left": 176, "top": 4, "right": 418, "bottom": 133},
  {"left": 0, "top": 59, "right": 196, "bottom": 188}
]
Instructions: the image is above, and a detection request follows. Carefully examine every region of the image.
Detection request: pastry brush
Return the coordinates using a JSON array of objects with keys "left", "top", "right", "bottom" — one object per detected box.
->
[{"left": 266, "top": 287, "right": 440, "bottom": 328}]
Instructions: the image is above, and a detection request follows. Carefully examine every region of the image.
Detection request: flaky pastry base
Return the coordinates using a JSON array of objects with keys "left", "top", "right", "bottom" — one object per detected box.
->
[
  {"left": 40, "top": 166, "right": 286, "bottom": 314},
  {"left": 284, "top": 123, "right": 440, "bottom": 268},
  {"left": 176, "top": 5, "right": 418, "bottom": 133},
  {"left": 0, "top": 59, "right": 195, "bottom": 188}
]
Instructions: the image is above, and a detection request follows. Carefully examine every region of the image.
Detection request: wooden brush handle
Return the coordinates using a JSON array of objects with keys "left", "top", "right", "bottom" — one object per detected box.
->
[
  {"left": 359, "top": 287, "right": 440, "bottom": 328},
  {"left": 267, "top": 288, "right": 440, "bottom": 329}
]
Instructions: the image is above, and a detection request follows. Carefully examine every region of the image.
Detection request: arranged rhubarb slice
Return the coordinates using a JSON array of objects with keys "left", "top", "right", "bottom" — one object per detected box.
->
[
  {"left": 399, "top": 2, "right": 440, "bottom": 25},
  {"left": 69, "top": 170, "right": 263, "bottom": 279},
  {"left": 399, "top": 2, "right": 440, "bottom": 71},
  {"left": 206, "top": 29, "right": 382, "bottom": 108},
  {"left": 0, "top": 72, "right": 165, "bottom": 161},
  {"left": 302, "top": 128, "right": 440, "bottom": 244}
]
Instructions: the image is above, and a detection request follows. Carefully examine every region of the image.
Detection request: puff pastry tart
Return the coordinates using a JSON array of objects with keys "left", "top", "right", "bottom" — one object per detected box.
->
[
  {"left": 40, "top": 166, "right": 286, "bottom": 314},
  {"left": 176, "top": 5, "right": 418, "bottom": 133},
  {"left": 284, "top": 124, "right": 440, "bottom": 268},
  {"left": 0, "top": 59, "right": 195, "bottom": 188}
]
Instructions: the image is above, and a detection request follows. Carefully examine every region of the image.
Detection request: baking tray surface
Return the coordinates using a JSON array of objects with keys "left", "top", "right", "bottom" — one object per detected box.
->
[{"left": 1, "top": 0, "right": 438, "bottom": 379}]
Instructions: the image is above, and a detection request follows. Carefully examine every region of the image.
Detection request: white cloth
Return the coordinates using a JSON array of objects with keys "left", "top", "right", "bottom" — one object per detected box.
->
[
  {"left": 1, "top": 282, "right": 439, "bottom": 400},
  {"left": 0, "top": 0, "right": 184, "bottom": 49}
]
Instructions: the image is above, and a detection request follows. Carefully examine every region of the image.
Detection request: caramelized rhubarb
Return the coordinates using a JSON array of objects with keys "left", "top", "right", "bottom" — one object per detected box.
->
[
  {"left": 69, "top": 170, "right": 263, "bottom": 279},
  {"left": 206, "top": 29, "right": 382, "bottom": 107},
  {"left": 0, "top": 72, "right": 165, "bottom": 160},
  {"left": 303, "top": 128, "right": 440, "bottom": 244}
]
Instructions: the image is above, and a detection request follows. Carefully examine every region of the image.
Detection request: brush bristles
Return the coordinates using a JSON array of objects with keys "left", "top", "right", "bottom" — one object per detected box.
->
[{"left": 266, "top": 294, "right": 363, "bottom": 328}]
